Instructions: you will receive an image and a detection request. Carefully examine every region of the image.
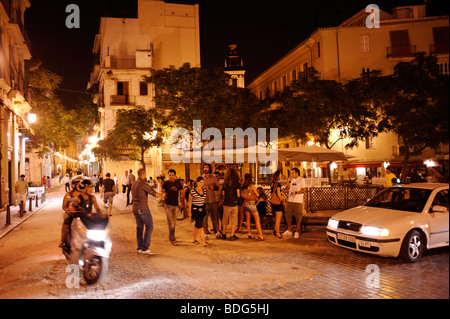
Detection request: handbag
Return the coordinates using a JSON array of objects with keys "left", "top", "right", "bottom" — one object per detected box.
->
[{"left": 271, "top": 183, "right": 282, "bottom": 205}]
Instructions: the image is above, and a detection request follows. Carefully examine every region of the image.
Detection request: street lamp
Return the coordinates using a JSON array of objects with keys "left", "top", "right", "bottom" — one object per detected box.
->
[{"left": 28, "top": 113, "right": 37, "bottom": 124}]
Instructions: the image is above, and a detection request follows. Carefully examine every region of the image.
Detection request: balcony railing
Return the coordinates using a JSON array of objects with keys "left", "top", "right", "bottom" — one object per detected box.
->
[
  {"left": 430, "top": 43, "right": 449, "bottom": 55},
  {"left": 110, "top": 95, "right": 135, "bottom": 106},
  {"left": 386, "top": 45, "right": 416, "bottom": 58}
]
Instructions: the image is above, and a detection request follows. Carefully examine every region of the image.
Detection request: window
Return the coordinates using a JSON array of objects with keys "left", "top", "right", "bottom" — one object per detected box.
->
[
  {"left": 362, "top": 67, "right": 371, "bottom": 74},
  {"left": 365, "top": 137, "right": 375, "bottom": 149},
  {"left": 282, "top": 76, "right": 287, "bottom": 90},
  {"left": 438, "top": 62, "right": 449, "bottom": 75},
  {"left": 117, "top": 81, "right": 129, "bottom": 96},
  {"left": 360, "top": 35, "right": 370, "bottom": 53},
  {"left": 317, "top": 41, "right": 321, "bottom": 57},
  {"left": 231, "top": 78, "right": 238, "bottom": 87},
  {"left": 432, "top": 27, "right": 449, "bottom": 54},
  {"left": 389, "top": 30, "right": 411, "bottom": 58},
  {"left": 265, "top": 86, "right": 270, "bottom": 99},
  {"left": 292, "top": 70, "right": 297, "bottom": 82},
  {"left": 274, "top": 81, "right": 278, "bottom": 93},
  {"left": 139, "top": 82, "right": 148, "bottom": 95}
]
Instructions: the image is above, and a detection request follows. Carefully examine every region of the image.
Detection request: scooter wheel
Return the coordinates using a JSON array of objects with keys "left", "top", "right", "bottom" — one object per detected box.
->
[{"left": 83, "top": 256, "right": 103, "bottom": 285}]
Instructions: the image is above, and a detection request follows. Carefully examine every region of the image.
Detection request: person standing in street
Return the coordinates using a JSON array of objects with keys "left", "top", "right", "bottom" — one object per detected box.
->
[
  {"left": 161, "top": 169, "right": 183, "bottom": 245},
  {"left": 100, "top": 173, "right": 116, "bottom": 216},
  {"left": 284, "top": 167, "right": 307, "bottom": 238},
  {"left": 121, "top": 170, "right": 129, "bottom": 198},
  {"left": 126, "top": 169, "right": 136, "bottom": 206},
  {"left": 132, "top": 168, "right": 158, "bottom": 255},
  {"left": 15, "top": 174, "right": 28, "bottom": 210},
  {"left": 385, "top": 166, "right": 397, "bottom": 188},
  {"left": 221, "top": 168, "right": 241, "bottom": 241},
  {"left": 241, "top": 173, "right": 264, "bottom": 240},
  {"left": 202, "top": 164, "right": 220, "bottom": 237},
  {"left": 188, "top": 176, "right": 208, "bottom": 247},
  {"left": 62, "top": 174, "right": 70, "bottom": 192}
]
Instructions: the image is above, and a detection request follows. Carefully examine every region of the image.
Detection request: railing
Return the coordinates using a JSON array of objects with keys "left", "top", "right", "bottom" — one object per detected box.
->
[
  {"left": 386, "top": 45, "right": 416, "bottom": 58},
  {"left": 110, "top": 95, "right": 135, "bottom": 106},
  {"left": 430, "top": 43, "right": 449, "bottom": 55},
  {"left": 262, "top": 184, "right": 384, "bottom": 213}
]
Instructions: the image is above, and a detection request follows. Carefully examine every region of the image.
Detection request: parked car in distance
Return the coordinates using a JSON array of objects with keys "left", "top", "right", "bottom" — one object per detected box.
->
[{"left": 327, "top": 183, "right": 449, "bottom": 262}]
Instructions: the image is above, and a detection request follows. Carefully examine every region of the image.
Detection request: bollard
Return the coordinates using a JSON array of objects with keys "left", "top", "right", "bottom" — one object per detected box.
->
[
  {"left": 19, "top": 201, "right": 24, "bottom": 217},
  {"left": 36, "top": 195, "right": 39, "bottom": 208},
  {"left": 5, "top": 204, "right": 11, "bottom": 225},
  {"left": 29, "top": 196, "right": 33, "bottom": 212}
]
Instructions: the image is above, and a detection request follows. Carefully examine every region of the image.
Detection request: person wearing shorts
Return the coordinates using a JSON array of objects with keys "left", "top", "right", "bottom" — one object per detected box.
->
[
  {"left": 188, "top": 177, "right": 207, "bottom": 247},
  {"left": 284, "top": 168, "right": 306, "bottom": 238},
  {"left": 101, "top": 173, "right": 116, "bottom": 216}
]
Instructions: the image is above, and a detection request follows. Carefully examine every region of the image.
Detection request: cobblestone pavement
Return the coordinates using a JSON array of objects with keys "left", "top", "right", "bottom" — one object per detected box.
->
[{"left": 0, "top": 185, "right": 448, "bottom": 301}]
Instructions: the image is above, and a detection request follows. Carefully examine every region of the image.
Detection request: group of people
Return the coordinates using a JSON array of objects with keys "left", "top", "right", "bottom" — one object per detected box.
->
[{"left": 145, "top": 164, "right": 309, "bottom": 250}]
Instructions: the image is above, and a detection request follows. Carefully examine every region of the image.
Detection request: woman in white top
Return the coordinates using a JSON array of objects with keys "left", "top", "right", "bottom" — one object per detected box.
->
[{"left": 188, "top": 176, "right": 207, "bottom": 247}]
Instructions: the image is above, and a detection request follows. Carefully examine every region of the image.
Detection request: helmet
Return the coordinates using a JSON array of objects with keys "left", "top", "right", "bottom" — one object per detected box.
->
[
  {"left": 71, "top": 176, "right": 84, "bottom": 189},
  {"left": 77, "top": 179, "right": 93, "bottom": 190}
]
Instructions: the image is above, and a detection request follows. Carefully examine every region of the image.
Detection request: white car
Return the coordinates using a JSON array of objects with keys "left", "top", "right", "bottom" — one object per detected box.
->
[{"left": 327, "top": 183, "right": 449, "bottom": 262}]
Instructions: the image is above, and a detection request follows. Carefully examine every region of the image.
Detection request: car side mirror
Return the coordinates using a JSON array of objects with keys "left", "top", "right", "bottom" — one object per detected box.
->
[{"left": 432, "top": 205, "right": 448, "bottom": 213}]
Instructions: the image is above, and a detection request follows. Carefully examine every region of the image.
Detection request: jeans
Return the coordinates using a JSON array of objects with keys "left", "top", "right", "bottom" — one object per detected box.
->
[
  {"left": 133, "top": 209, "right": 153, "bottom": 251},
  {"left": 164, "top": 204, "right": 178, "bottom": 242}
]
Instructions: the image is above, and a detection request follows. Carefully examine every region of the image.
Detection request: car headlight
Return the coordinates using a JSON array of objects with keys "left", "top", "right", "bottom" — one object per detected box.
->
[
  {"left": 328, "top": 218, "right": 339, "bottom": 230},
  {"left": 361, "top": 226, "right": 390, "bottom": 237},
  {"left": 87, "top": 229, "right": 107, "bottom": 241}
]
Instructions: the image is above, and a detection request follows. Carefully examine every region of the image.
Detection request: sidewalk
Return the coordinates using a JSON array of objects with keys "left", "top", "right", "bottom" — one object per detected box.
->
[{"left": 0, "top": 177, "right": 63, "bottom": 239}]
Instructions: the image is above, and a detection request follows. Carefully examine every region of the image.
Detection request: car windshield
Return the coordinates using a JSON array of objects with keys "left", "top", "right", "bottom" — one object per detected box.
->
[{"left": 365, "top": 187, "right": 432, "bottom": 213}]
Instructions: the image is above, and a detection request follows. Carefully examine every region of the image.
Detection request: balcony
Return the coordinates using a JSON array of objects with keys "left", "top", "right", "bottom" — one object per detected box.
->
[
  {"left": 386, "top": 45, "right": 416, "bottom": 59},
  {"left": 430, "top": 43, "right": 449, "bottom": 55},
  {"left": 110, "top": 95, "right": 135, "bottom": 106}
]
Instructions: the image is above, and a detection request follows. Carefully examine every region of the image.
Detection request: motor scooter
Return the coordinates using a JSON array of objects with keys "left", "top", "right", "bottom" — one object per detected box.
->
[{"left": 62, "top": 212, "right": 111, "bottom": 285}]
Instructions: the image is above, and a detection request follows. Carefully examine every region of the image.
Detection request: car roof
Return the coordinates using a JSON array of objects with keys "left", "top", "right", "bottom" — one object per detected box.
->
[{"left": 392, "top": 183, "right": 449, "bottom": 190}]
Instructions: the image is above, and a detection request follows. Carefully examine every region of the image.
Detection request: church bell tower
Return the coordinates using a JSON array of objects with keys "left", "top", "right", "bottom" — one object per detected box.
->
[{"left": 224, "top": 44, "right": 245, "bottom": 88}]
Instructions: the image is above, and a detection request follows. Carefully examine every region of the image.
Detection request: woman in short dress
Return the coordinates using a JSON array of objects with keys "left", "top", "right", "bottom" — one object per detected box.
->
[
  {"left": 241, "top": 174, "right": 264, "bottom": 240},
  {"left": 271, "top": 170, "right": 285, "bottom": 238},
  {"left": 188, "top": 176, "right": 207, "bottom": 247}
]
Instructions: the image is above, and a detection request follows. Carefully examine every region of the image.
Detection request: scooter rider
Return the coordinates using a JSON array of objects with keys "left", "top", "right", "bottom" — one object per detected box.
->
[
  {"left": 59, "top": 176, "right": 84, "bottom": 248},
  {"left": 68, "top": 179, "right": 104, "bottom": 266},
  {"left": 59, "top": 179, "right": 103, "bottom": 248}
]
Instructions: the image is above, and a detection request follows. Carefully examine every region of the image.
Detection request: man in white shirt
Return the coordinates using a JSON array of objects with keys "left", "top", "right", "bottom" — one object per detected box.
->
[
  {"left": 121, "top": 170, "right": 129, "bottom": 198},
  {"left": 284, "top": 168, "right": 307, "bottom": 238}
]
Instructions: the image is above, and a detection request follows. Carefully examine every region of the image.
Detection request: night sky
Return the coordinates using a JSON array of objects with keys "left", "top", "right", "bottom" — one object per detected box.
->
[{"left": 25, "top": 0, "right": 449, "bottom": 109}]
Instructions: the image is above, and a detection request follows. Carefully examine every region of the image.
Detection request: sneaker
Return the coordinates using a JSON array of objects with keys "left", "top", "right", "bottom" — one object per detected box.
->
[
  {"left": 140, "top": 249, "right": 155, "bottom": 255},
  {"left": 282, "top": 230, "right": 293, "bottom": 236},
  {"left": 137, "top": 249, "right": 142, "bottom": 254},
  {"left": 229, "top": 235, "right": 239, "bottom": 241},
  {"left": 294, "top": 231, "right": 300, "bottom": 239}
]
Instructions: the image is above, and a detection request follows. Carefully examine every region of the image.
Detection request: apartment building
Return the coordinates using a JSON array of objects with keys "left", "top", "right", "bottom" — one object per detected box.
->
[
  {"left": 0, "top": 0, "right": 33, "bottom": 208},
  {"left": 248, "top": 4, "right": 449, "bottom": 181},
  {"left": 88, "top": 0, "right": 201, "bottom": 179}
]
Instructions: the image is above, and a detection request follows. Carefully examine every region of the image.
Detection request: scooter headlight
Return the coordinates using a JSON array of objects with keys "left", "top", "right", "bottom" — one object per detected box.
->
[{"left": 87, "top": 229, "right": 107, "bottom": 241}]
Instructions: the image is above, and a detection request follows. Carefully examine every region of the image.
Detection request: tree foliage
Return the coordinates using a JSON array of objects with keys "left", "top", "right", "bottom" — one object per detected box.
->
[
  {"left": 25, "top": 60, "right": 97, "bottom": 157},
  {"left": 145, "top": 63, "right": 264, "bottom": 133},
  {"left": 93, "top": 106, "right": 166, "bottom": 170}
]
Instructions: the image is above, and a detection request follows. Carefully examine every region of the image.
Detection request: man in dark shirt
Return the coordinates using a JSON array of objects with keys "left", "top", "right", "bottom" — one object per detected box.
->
[
  {"left": 132, "top": 168, "right": 157, "bottom": 255},
  {"left": 161, "top": 169, "right": 183, "bottom": 245},
  {"left": 100, "top": 173, "right": 116, "bottom": 216}
]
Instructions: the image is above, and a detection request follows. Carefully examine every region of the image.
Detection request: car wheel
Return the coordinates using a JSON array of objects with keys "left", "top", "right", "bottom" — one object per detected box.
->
[{"left": 399, "top": 230, "right": 424, "bottom": 263}]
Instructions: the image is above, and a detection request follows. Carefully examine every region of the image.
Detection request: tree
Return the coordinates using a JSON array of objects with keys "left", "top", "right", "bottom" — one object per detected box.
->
[
  {"left": 375, "top": 53, "right": 449, "bottom": 178},
  {"left": 25, "top": 60, "right": 97, "bottom": 157},
  {"left": 93, "top": 106, "right": 166, "bottom": 170},
  {"left": 268, "top": 68, "right": 379, "bottom": 149},
  {"left": 145, "top": 63, "right": 263, "bottom": 133}
]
